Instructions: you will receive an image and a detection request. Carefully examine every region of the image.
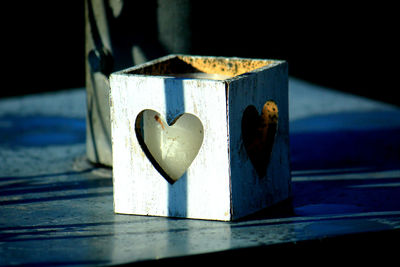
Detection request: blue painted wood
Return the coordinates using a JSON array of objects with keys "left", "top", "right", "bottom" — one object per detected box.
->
[{"left": 1, "top": 80, "right": 399, "bottom": 265}]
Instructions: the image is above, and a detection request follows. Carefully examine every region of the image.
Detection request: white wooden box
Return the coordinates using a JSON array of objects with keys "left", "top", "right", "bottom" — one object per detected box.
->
[{"left": 109, "top": 54, "right": 290, "bottom": 221}]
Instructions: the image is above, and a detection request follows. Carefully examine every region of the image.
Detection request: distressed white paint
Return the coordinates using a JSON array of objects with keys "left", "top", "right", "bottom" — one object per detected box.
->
[
  {"left": 110, "top": 55, "right": 290, "bottom": 221},
  {"left": 228, "top": 62, "right": 291, "bottom": 219}
]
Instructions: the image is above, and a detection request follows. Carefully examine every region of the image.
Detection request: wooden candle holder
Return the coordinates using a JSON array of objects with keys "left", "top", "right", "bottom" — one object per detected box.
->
[{"left": 110, "top": 54, "right": 290, "bottom": 221}]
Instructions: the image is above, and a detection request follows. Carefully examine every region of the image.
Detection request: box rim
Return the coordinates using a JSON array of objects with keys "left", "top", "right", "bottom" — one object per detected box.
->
[{"left": 110, "top": 54, "right": 286, "bottom": 82}]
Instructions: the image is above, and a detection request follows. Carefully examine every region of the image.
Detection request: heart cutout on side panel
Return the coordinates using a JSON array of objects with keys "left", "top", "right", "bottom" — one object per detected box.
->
[
  {"left": 241, "top": 101, "right": 278, "bottom": 177},
  {"left": 135, "top": 110, "right": 204, "bottom": 184}
]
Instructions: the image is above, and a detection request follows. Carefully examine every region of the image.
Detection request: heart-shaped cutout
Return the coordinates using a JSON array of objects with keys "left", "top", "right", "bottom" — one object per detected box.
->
[
  {"left": 135, "top": 110, "right": 204, "bottom": 184},
  {"left": 241, "top": 101, "right": 278, "bottom": 177}
]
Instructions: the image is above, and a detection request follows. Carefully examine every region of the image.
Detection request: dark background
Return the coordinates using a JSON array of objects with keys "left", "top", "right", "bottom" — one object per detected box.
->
[{"left": 2, "top": 1, "right": 398, "bottom": 106}]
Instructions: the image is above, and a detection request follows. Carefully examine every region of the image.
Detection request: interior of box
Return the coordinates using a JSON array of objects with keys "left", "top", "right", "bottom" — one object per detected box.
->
[{"left": 128, "top": 55, "right": 273, "bottom": 80}]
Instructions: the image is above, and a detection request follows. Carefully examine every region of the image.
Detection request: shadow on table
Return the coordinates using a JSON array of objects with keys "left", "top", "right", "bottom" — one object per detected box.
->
[
  {"left": 290, "top": 110, "right": 400, "bottom": 172},
  {"left": 289, "top": 110, "right": 400, "bottom": 216},
  {"left": 243, "top": 110, "right": 400, "bottom": 220},
  {"left": 0, "top": 115, "right": 86, "bottom": 147},
  {"left": 0, "top": 169, "right": 112, "bottom": 206}
]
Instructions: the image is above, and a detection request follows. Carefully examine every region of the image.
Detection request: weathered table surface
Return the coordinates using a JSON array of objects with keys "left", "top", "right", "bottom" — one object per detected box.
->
[{"left": 1, "top": 78, "right": 400, "bottom": 265}]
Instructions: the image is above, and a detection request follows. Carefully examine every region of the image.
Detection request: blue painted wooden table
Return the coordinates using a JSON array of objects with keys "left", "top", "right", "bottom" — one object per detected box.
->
[{"left": 1, "top": 78, "right": 400, "bottom": 265}]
